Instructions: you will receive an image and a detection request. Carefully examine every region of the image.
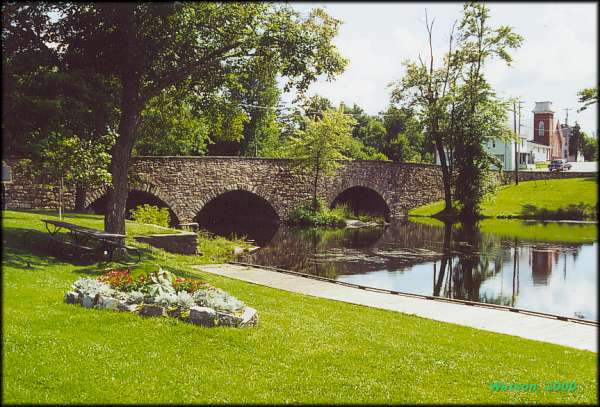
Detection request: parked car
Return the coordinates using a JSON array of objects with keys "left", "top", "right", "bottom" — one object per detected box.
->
[{"left": 548, "top": 159, "right": 572, "bottom": 172}]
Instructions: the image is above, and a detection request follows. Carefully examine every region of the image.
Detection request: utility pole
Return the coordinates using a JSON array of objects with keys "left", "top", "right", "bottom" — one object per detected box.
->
[
  {"left": 512, "top": 99, "right": 524, "bottom": 184},
  {"left": 563, "top": 107, "right": 574, "bottom": 126},
  {"left": 513, "top": 100, "right": 518, "bottom": 184}
]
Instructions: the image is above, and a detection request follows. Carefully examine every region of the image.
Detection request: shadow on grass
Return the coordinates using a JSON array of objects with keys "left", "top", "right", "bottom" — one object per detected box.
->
[
  {"left": 2, "top": 215, "right": 205, "bottom": 282},
  {"left": 520, "top": 202, "right": 598, "bottom": 221},
  {"left": 3, "top": 209, "right": 103, "bottom": 220},
  {"left": 2, "top": 226, "right": 154, "bottom": 272}
]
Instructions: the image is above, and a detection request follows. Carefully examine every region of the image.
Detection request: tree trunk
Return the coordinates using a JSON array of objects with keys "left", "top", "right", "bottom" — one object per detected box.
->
[
  {"left": 74, "top": 183, "right": 86, "bottom": 212},
  {"left": 104, "top": 78, "right": 140, "bottom": 234},
  {"left": 311, "top": 164, "right": 320, "bottom": 213},
  {"left": 59, "top": 175, "right": 63, "bottom": 220},
  {"left": 434, "top": 135, "right": 453, "bottom": 214},
  {"left": 433, "top": 221, "right": 453, "bottom": 296}
]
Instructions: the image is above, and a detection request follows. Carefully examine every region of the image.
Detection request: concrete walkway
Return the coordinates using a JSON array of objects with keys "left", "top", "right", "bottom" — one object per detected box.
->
[{"left": 193, "top": 264, "right": 597, "bottom": 352}]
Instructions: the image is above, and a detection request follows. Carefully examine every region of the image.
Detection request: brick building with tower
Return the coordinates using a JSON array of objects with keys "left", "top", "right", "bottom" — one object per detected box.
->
[
  {"left": 532, "top": 101, "right": 563, "bottom": 160},
  {"left": 532, "top": 101, "right": 583, "bottom": 161},
  {"left": 435, "top": 100, "right": 584, "bottom": 170}
]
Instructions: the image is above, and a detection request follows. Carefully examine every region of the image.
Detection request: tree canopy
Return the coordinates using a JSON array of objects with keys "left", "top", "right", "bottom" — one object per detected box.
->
[
  {"left": 285, "top": 108, "right": 357, "bottom": 211},
  {"left": 577, "top": 86, "right": 598, "bottom": 112},
  {"left": 37, "top": 2, "right": 349, "bottom": 233},
  {"left": 390, "top": 2, "right": 522, "bottom": 221}
]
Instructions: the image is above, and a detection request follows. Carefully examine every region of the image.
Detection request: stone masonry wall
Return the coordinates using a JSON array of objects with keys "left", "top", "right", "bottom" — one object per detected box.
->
[
  {"left": 4, "top": 156, "right": 595, "bottom": 223},
  {"left": 498, "top": 171, "right": 596, "bottom": 184},
  {"left": 2, "top": 158, "right": 76, "bottom": 211},
  {"left": 134, "top": 232, "right": 198, "bottom": 255}
]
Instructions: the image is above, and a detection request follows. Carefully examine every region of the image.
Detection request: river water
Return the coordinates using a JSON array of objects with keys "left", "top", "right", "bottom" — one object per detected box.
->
[{"left": 209, "top": 219, "right": 598, "bottom": 321}]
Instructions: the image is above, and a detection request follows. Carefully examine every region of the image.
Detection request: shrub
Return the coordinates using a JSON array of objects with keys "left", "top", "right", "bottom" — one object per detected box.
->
[
  {"left": 71, "top": 278, "right": 114, "bottom": 297},
  {"left": 287, "top": 199, "right": 346, "bottom": 227},
  {"left": 130, "top": 204, "right": 170, "bottom": 227},
  {"left": 520, "top": 202, "right": 597, "bottom": 221}
]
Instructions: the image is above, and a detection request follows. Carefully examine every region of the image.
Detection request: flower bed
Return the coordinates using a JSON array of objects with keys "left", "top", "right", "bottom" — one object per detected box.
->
[{"left": 64, "top": 266, "right": 258, "bottom": 327}]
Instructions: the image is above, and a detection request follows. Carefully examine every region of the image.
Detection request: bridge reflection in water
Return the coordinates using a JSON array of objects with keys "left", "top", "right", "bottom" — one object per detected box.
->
[{"left": 230, "top": 220, "right": 597, "bottom": 321}]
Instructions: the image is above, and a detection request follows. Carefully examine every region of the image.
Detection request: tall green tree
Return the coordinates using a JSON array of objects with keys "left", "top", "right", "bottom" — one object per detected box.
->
[
  {"left": 51, "top": 3, "right": 347, "bottom": 233},
  {"left": 452, "top": 3, "right": 522, "bottom": 221},
  {"left": 230, "top": 57, "right": 282, "bottom": 157},
  {"left": 285, "top": 108, "right": 357, "bottom": 211},
  {"left": 379, "top": 105, "right": 430, "bottom": 162},
  {"left": 580, "top": 131, "right": 598, "bottom": 161},
  {"left": 390, "top": 10, "right": 463, "bottom": 215},
  {"left": 17, "top": 132, "right": 113, "bottom": 219},
  {"left": 577, "top": 86, "right": 598, "bottom": 112},
  {"left": 391, "top": 3, "right": 521, "bottom": 220},
  {"left": 3, "top": 3, "right": 120, "bottom": 210}
]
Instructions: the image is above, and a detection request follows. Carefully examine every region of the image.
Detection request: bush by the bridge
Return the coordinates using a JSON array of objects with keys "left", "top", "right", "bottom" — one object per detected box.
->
[
  {"left": 287, "top": 199, "right": 346, "bottom": 227},
  {"left": 130, "top": 204, "right": 170, "bottom": 227}
]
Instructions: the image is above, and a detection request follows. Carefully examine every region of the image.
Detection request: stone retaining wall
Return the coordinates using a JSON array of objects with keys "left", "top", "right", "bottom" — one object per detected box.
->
[
  {"left": 134, "top": 232, "right": 198, "bottom": 255},
  {"left": 499, "top": 171, "right": 596, "bottom": 184}
]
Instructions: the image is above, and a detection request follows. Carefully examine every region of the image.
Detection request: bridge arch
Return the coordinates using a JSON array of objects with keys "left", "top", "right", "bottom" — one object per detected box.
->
[
  {"left": 85, "top": 183, "right": 183, "bottom": 227},
  {"left": 193, "top": 185, "right": 280, "bottom": 245},
  {"left": 329, "top": 185, "right": 391, "bottom": 221},
  {"left": 190, "top": 184, "right": 281, "bottom": 222}
]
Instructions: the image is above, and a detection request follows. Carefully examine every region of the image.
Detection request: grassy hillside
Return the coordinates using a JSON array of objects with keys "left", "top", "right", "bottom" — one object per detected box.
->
[{"left": 409, "top": 177, "right": 597, "bottom": 220}]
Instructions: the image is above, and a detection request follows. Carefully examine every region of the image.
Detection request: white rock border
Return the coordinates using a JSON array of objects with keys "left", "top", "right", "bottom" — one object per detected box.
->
[{"left": 64, "top": 291, "right": 258, "bottom": 328}]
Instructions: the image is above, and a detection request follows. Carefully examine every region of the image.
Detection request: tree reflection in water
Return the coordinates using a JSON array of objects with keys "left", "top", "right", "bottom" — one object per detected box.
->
[{"left": 236, "top": 218, "right": 595, "bottom": 319}]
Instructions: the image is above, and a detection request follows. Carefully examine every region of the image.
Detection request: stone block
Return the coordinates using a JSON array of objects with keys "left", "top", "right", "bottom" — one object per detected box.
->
[
  {"left": 81, "top": 294, "right": 95, "bottom": 308},
  {"left": 216, "top": 310, "right": 244, "bottom": 327},
  {"left": 134, "top": 232, "right": 198, "bottom": 255},
  {"left": 96, "top": 296, "right": 120, "bottom": 311},
  {"left": 189, "top": 306, "right": 217, "bottom": 327},
  {"left": 64, "top": 291, "right": 80, "bottom": 304},
  {"left": 118, "top": 301, "right": 138, "bottom": 312},
  {"left": 139, "top": 304, "right": 166, "bottom": 317},
  {"left": 239, "top": 307, "right": 259, "bottom": 328}
]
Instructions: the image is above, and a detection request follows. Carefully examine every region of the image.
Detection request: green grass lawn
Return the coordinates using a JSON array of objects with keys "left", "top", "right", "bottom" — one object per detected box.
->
[
  {"left": 1, "top": 209, "right": 182, "bottom": 236},
  {"left": 2, "top": 210, "right": 597, "bottom": 404},
  {"left": 409, "top": 177, "right": 598, "bottom": 219}
]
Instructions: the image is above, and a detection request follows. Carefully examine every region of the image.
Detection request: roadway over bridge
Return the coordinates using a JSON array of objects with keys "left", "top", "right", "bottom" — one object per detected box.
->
[{"left": 4, "top": 157, "right": 444, "bottom": 225}]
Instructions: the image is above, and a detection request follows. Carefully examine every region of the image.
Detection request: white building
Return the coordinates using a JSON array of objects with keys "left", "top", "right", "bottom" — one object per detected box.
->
[
  {"left": 435, "top": 136, "right": 551, "bottom": 171},
  {"left": 485, "top": 136, "right": 551, "bottom": 170}
]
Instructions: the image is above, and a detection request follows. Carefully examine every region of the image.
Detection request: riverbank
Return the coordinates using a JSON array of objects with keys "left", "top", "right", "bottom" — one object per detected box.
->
[
  {"left": 2, "top": 210, "right": 597, "bottom": 404},
  {"left": 409, "top": 177, "right": 597, "bottom": 221}
]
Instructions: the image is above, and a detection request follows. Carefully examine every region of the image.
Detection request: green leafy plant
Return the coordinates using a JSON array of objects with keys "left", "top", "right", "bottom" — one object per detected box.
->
[
  {"left": 130, "top": 204, "right": 170, "bottom": 227},
  {"left": 288, "top": 199, "right": 346, "bottom": 227}
]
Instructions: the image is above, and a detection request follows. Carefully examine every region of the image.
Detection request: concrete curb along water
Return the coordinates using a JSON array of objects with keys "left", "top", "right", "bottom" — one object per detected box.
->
[{"left": 229, "top": 261, "right": 597, "bottom": 327}]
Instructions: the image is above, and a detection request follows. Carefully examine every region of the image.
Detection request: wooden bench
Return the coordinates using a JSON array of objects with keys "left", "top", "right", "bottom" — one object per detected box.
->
[{"left": 41, "top": 219, "right": 141, "bottom": 264}]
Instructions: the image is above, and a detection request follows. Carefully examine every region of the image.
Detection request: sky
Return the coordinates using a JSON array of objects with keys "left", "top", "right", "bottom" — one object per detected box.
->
[{"left": 282, "top": 2, "right": 598, "bottom": 137}]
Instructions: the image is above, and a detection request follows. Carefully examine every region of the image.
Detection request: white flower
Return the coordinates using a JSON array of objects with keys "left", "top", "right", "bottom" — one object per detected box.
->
[
  {"left": 175, "top": 291, "right": 194, "bottom": 309},
  {"left": 126, "top": 290, "right": 145, "bottom": 304},
  {"left": 199, "top": 288, "right": 245, "bottom": 312},
  {"left": 72, "top": 278, "right": 114, "bottom": 297},
  {"left": 153, "top": 291, "right": 178, "bottom": 307}
]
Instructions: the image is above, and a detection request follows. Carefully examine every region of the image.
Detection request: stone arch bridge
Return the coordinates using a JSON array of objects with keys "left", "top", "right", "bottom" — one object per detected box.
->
[{"left": 4, "top": 157, "right": 444, "bottom": 224}]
